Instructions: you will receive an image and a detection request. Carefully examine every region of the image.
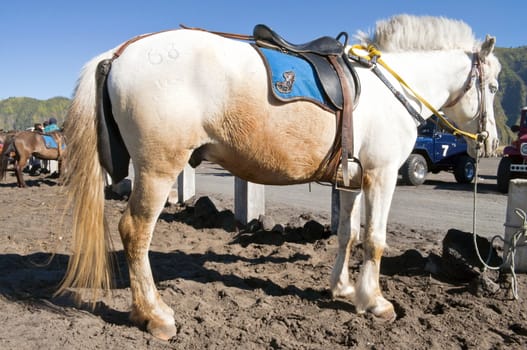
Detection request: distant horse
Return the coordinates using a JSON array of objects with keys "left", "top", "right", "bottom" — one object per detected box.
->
[
  {"left": 0, "top": 130, "right": 20, "bottom": 171},
  {"left": 59, "top": 15, "right": 500, "bottom": 339},
  {"left": 0, "top": 130, "right": 17, "bottom": 152},
  {"left": 0, "top": 135, "right": 6, "bottom": 154},
  {"left": 0, "top": 130, "right": 66, "bottom": 187}
]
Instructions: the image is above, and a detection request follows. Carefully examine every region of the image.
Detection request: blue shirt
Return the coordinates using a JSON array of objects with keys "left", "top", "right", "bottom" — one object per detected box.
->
[{"left": 44, "top": 124, "right": 60, "bottom": 133}]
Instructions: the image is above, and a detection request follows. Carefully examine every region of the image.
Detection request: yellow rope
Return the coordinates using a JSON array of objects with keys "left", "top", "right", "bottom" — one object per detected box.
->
[{"left": 349, "top": 44, "right": 479, "bottom": 141}]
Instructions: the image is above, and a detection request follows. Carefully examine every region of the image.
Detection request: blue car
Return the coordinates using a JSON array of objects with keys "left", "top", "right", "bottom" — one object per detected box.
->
[{"left": 400, "top": 117, "right": 475, "bottom": 186}]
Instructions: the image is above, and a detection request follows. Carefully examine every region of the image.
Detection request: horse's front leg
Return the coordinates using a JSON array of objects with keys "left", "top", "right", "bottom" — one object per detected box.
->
[
  {"left": 354, "top": 168, "right": 398, "bottom": 322},
  {"left": 119, "top": 172, "right": 178, "bottom": 340},
  {"left": 330, "top": 190, "right": 362, "bottom": 299},
  {"left": 56, "top": 157, "right": 65, "bottom": 185}
]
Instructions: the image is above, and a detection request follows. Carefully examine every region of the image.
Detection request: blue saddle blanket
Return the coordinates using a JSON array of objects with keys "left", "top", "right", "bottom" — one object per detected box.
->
[
  {"left": 43, "top": 134, "right": 65, "bottom": 149},
  {"left": 258, "top": 47, "right": 328, "bottom": 107}
]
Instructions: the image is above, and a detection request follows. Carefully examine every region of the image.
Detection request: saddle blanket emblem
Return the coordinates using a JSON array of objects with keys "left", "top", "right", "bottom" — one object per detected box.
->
[
  {"left": 42, "top": 134, "right": 65, "bottom": 149},
  {"left": 258, "top": 47, "right": 329, "bottom": 107}
]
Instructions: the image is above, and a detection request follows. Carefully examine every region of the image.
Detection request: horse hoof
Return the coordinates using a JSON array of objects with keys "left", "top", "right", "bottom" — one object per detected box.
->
[
  {"left": 147, "top": 320, "right": 178, "bottom": 341},
  {"left": 370, "top": 301, "right": 396, "bottom": 323},
  {"left": 331, "top": 284, "right": 355, "bottom": 299}
]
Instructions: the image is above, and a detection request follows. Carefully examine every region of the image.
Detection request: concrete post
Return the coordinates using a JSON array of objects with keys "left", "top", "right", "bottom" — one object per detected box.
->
[
  {"left": 504, "top": 179, "right": 527, "bottom": 272},
  {"left": 234, "top": 178, "right": 265, "bottom": 225},
  {"left": 176, "top": 164, "right": 196, "bottom": 203}
]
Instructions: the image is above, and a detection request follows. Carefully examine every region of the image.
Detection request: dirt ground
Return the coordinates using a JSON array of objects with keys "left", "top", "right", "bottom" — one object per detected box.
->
[{"left": 0, "top": 174, "right": 526, "bottom": 349}]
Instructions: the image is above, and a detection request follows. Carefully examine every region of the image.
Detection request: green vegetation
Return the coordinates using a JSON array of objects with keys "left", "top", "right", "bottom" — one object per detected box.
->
[
  {"left": 0, "top": 46, "right": 525, "bottom": 144},
  {"left": 0, "top": 97, "right": 70, "bottom": 131},
  {"left": 494, "top": 46, "right": 527, "bottom": 144}
]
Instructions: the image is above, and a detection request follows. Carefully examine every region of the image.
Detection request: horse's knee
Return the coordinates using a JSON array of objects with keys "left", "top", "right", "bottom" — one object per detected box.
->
[
  {"left": 118, "top": 210, "right": 133, "bottom": 239},
  {"left": 366, "top": 244, "right": 386, "bottom": 266}
]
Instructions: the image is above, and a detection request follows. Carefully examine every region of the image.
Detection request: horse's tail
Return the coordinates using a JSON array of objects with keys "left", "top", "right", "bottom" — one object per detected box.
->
[
  {"left": 56, "top": 51, "right": 117, "bottom": 302},
  {"left": 0, "top": 139, "right": 15, "bottom": 180}
]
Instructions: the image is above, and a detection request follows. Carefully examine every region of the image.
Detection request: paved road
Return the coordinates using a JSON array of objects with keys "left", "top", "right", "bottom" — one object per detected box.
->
[{"left": 194, "top": 158, "right": 508, "bottom": 238}]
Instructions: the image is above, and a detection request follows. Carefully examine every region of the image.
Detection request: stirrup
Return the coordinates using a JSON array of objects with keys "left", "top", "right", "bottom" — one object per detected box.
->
[{"left": 334, "top": 157, "right": 363, "bottom": 192}]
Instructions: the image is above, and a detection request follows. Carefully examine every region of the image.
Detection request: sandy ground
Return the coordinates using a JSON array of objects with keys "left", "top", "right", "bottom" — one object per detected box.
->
[{"left": 0, "top": 171, "right": 526, "bottom": 349}]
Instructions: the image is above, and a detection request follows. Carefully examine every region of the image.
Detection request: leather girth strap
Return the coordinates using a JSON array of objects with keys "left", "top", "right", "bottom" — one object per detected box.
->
[
  {"left": 332, "top": 55, "right": 354, "bottom": 183},
  {"left": 314, "top": 56, "right": 355, "bottom": 185}
]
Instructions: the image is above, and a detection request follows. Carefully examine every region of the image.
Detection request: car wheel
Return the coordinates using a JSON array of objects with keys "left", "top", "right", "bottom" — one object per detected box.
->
[
  {"left": 454, "top": 155, "right": 475, "bottom": 184},
  {"left": 496, "top": 157, "right": 512, "bottom": 193},
  {"left": 401, "top": 154, "right": 428, "bottom": 186}
]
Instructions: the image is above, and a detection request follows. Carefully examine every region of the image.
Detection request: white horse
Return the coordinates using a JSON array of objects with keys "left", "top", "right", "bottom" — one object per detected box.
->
[{"left": 59, "top": 14, "right": 500, "bottom": 340}]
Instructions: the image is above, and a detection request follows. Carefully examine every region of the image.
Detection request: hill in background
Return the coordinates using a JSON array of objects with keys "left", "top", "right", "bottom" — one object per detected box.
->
[
  {"left": 0, "top": 97, "right": 69, "bottom": 131},
  {"left": 494, "top": 46, "right": 527, "bottom": 144},
  {"left": 0, "top": 46, "right": 525, "bottom": 144}
]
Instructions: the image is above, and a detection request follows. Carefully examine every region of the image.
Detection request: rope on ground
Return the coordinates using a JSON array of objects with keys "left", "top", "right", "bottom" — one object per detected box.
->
[{"left": 472, "top": 150, "right": 526, "bottom": 300}]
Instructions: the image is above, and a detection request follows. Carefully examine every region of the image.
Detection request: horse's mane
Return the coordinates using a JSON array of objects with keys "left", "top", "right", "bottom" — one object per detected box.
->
[{"left": 356, "top": 14, "right": 478, "bottom": 52}]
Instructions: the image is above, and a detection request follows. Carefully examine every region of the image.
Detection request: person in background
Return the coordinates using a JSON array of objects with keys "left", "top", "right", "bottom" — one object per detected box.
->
[
  {"left": 34, "top": 123, "right": 44, "bottom": 133},
  {"left": 28, "top": 123, "right": 45, "bottom": 175},
  {"left": 44, "top": 117, "right": 60, "bottom": 133}
]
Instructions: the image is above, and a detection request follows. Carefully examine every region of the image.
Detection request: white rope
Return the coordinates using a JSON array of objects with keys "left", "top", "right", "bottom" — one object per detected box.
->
[
  {"left": 502, "top": 208, "right": 527, "bottom": 299},
  {"left": 471, "top": 148, "right": 525, "bottom": 300}
]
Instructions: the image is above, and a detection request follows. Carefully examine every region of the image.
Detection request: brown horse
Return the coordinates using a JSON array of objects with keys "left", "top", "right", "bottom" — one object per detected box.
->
[
  {"left": 0, "top": 130, "right": 19, "bottom": 168},
  {"left": 0, "top": 131, "right": 66, "bottom": 187},
  {"left": 0, "top": 130, "right": 17, "bottom": 151}
]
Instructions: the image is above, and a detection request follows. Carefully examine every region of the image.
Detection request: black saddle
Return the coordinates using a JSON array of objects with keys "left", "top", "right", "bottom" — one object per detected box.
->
[
  {"left": 253, "top": 24, "right": 344, "bottom": 56},
  {"left": 253, "top": 24, "right": 359, "bottom": 110}
]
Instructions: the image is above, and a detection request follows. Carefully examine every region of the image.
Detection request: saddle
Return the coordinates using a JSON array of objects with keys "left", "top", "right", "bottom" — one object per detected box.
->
[
  {"left": 253, "top": 24, "right": 344, "bottom": 56},
  {"left": 253, "top": 25, "right": 361, "bottom": 190},
  {"left": 42, "top": 133, "right": 65, "bottom": 152}
]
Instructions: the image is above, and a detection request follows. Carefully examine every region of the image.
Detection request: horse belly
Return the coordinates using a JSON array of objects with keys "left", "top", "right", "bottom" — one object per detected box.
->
[
  {"left": 205, "top": 146, "right": 326, "bottom": 185},
  {"left": 203, "top": 100, "right": 337, "bottom": 185}
]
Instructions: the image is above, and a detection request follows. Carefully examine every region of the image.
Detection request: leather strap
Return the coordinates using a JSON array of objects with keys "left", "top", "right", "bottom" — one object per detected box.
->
[
  {"left": 113, "top": 29, "right": 175, "bottom": 60},
  {"left": 180, "top": 24, "right": 253, "bottom": 41},
  {"left": 329, "top": 55, "right": 354, "bottom": 187}
]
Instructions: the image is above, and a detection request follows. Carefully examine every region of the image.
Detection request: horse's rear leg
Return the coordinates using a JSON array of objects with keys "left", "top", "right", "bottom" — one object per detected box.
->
[
  {"left": 14, "top": 157, "right": 28, "bottom": 188},
  {"left": 119, "top": 170, "right": 180, "bottom": 340},
  {"left": 330, "top": 191, "right": 362, "bottom": 298}
]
